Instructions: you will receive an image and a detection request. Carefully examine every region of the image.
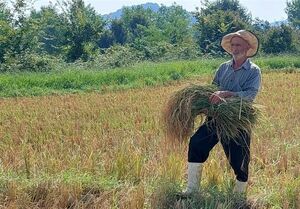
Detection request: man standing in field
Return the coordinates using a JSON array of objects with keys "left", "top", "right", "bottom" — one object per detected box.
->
[{"left": 183, "top": 30, "right": 261, "bottom": 195}]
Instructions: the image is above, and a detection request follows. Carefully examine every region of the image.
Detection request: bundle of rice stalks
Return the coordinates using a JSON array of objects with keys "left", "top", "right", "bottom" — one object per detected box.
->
[{"left": 162, "top": 84, "right": 260, "bottom": 143}]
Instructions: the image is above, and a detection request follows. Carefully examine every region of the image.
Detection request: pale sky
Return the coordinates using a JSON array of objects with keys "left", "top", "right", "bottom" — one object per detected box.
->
[{"left": 34, "top": 0, "right": 288, "bottom": 22}]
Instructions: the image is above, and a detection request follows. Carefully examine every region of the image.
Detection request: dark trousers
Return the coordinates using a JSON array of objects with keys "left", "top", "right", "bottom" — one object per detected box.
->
[{"left": 188, "top": 122, "right": 251, "bottom": 182}]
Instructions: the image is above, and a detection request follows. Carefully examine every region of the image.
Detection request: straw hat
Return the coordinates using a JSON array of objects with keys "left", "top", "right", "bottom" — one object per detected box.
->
[{"left": 221, "top": 30, "right": 259, "bottom": 57}]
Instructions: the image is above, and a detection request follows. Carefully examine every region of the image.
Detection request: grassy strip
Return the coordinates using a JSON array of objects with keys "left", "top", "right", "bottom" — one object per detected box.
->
[
  {"left": 0, "top": 59, "right": 222, "bottom": 97},
  {"left": 0, "top": 55, "right": 299, "bottom": 97},
  {"left": 254, "top": 54, "right": 300, "bottom": 70}
]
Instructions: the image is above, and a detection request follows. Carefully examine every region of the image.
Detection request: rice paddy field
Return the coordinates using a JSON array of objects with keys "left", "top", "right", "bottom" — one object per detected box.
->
[{"left": 0, "top": 59, "right": 299, "bottom": 208}]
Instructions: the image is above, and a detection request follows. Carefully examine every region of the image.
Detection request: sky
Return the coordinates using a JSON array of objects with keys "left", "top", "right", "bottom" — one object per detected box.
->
[{"left": 33, "top": 0, "right": 288, "bottom": 22}]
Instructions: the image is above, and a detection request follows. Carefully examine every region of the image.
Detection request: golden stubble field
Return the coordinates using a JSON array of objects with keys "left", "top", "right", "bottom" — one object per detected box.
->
[{"left": 0, "top": 72, "right": 299, "bottom": 209}]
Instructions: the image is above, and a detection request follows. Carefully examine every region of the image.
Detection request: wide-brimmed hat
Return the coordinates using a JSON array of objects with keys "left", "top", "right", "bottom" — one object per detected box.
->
[{"left": 221, "top": 30, "right": 259, "bottom": 57}]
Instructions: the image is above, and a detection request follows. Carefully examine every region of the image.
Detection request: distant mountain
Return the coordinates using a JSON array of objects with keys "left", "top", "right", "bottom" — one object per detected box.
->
[
  {"left": 102, "top": 2, "right": 197, "bottom": 25},
  {"left": 102, "top": 2, "right": 287, "bottom": 27},
  {"left": 102, "top": 2, "right": 160, "bottom": 20}
]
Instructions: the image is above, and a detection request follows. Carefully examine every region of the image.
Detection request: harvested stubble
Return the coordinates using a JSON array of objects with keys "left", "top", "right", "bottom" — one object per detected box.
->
[{"left": 162, "top": 84, "right": 260, "bottom": 143}]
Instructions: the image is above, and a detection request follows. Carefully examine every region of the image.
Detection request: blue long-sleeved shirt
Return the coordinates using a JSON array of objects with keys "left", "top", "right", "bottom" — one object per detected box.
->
[{"left": 212, "top": 59, "right": 261, "bottom": 101}]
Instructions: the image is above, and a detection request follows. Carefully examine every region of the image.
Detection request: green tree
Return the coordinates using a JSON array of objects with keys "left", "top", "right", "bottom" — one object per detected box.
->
[
  {"left": 193, "top": 0, "right": 252, "bottom": 55},
  {"left": 262, "top": 25, "right": 294, "bottom": 54},
  {"left": 98, "top": 29, "right": 114, "bottom": 48},
  {"left": 251, "top": 18, "right": 271, "bottom": 53},
  {"left": 0, "top": 2, "right": 13, "bottom": 62},
  {"left": 29, "top": 5, "right": 67, "bottom": 55},
  {"left": 252, "top": 18, "right": 271, "bottom": 32},
  {"left": 110, "top": 19, "right": 127, "bottom": 45},
  {"left": 4, "top": 0, "right": 40, "bottom": 57},
  {"left": 286, "top": 0, "right": 300, "bottom": 29},
  {"left": 60, "top": 0, "right": 105, "bottom": 61},
  {"left": 0, "top": 1, "right": 11, "bottom": 22},
  {"left": 121, "top": 5, "right": 154, "bottom": 42},
  {"left": 156, "top": 4, "right": 192, "bottom": 45},
  {"left": 0, "top": 0, "right": 56, "bottom": 72},
  {"left": 200, "top": 0, "right": 251, "bottom": 22}
]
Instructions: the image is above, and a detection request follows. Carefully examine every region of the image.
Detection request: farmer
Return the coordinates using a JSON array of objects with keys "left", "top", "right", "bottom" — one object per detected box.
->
[{"left": 183, "top": 30, "right": 261, "bottom": 195}]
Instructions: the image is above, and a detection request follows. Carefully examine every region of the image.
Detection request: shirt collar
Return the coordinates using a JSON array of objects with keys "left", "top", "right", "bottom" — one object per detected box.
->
[{"left": 230, "top": 58, "right": 251, "bottom": 71}]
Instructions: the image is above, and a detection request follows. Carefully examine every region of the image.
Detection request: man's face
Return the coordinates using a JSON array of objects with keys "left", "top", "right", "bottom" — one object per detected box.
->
[{"left": 230, "top": 36, "right": 250, "bottom": 60}]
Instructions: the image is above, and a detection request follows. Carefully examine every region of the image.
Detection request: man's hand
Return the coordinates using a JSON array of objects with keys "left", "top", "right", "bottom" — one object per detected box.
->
[{"left": 209, "top": 91, "right": 234, "bottom": 104}]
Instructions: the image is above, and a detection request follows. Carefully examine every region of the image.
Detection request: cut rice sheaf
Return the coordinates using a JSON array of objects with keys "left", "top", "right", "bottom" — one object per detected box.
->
[{"left": 162, "top": 84, "right": 260, "bottom": 143}]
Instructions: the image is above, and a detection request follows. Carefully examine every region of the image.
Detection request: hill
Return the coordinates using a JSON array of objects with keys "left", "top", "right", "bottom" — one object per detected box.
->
[{"left": 102, "top": 2, "right": 160, "bottom": 20}]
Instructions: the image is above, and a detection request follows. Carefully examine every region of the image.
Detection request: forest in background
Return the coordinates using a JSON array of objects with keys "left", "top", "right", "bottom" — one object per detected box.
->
[{"left": 0, "top": 0, "right": 300, "bottom": 72}]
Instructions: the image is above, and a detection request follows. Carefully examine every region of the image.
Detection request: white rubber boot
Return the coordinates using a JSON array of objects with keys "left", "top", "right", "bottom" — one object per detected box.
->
[
  {"left": 233, "top": 180, "right": 247, "bottom": 193},
  {"left": 182, "top": 162, "right": 203, "bottom": 195}
]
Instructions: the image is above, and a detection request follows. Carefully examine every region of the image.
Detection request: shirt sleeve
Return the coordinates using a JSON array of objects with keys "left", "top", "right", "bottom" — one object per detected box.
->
[
  {"left": 212, "top": 64, "right": 223, "bottom": 86},
  {"left": 234, "top": 67, "right": 261, "bottom": 101}
]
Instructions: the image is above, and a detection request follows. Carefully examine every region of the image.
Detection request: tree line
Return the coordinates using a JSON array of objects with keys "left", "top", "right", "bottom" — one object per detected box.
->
[{"left": 0, "top": 0, "right": 299, "bottom": 72}]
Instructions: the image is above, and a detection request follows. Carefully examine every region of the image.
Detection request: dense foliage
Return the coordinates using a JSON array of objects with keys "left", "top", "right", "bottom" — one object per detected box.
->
[
  {"left": 0, "top": 0, "right": 299, "bottom": 72},
  {"left": 286, "top": 0, "right": 300, "bottom": 29}
]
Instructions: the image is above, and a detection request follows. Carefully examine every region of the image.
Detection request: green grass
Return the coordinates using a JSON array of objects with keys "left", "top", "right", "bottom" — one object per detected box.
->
[
  {"left": 0, "top": 55, "right": 299, "bottom": 97},
  {"left": 254, "top": 54, "right": 300, "bottom": 70},
  {"left": 0, "top": 59, "right": 222, "bottom": 97}
]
